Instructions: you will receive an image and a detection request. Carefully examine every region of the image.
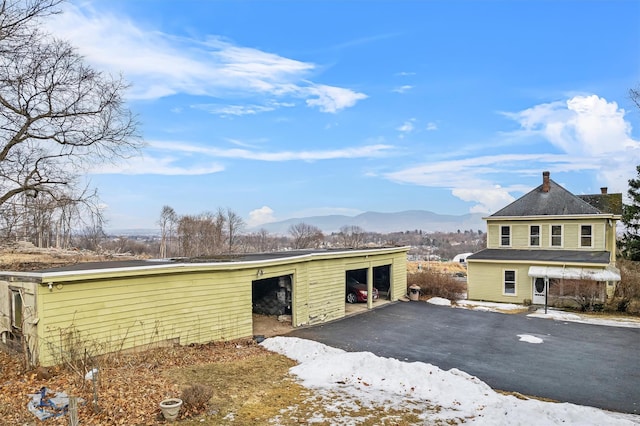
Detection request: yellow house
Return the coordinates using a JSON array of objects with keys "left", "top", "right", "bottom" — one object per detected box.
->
[
  {"left": 467, "top": 171, "right": 621, "bottom": 306},
  {"left": 0, "top": 247, "right": 408, "bottom": 366}
]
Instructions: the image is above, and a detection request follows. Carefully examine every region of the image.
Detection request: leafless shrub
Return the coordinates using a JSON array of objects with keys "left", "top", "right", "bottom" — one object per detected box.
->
[
  {"left": 557, "top": 279, "right": 604, "bottom": 312},
  {"left": 180, "top": 383, "right": 213, "bottom": 416},
  {"left": 612, "top": 259, "right": 640, "bottom": 313},
  {"left": 407, "top": 270, "right": 466, "bottom": 301}
]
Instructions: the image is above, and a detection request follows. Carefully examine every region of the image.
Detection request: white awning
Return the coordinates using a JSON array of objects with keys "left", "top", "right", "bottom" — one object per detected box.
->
[{"left": 528, "top": 265, "right": 620, "bottom": 281}]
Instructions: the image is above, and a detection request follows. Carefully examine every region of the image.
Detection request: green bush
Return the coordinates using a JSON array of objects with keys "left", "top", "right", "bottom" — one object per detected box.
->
[{"left": 407, "top": 270, "right": 466, "bottom": 301}]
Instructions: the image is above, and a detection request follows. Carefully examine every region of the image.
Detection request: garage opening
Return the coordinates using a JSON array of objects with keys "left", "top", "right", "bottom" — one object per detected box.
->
[
  {"left": 252, "top": 275, "right": 292, "bottom": 316},
  {"left": 374, "top": 265, "right": 391, "bottom": 299},
  {"left": 345, "top": 268, "right": 375, "bottom": 304},
  {"left": 252, "top": 275, "right": 293, "bottom": 337}
]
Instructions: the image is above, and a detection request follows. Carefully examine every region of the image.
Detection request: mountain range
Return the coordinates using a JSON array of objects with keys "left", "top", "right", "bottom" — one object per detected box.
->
[
  {"left": 248, "top": 210, "right": 486, "bottom": 235},
  {"left": 107, "top": 210, "right": 487, "bottom": 237}
]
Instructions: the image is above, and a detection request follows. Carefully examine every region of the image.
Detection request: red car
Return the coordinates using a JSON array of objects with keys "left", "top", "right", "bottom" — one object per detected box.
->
[{"left": 346, "top": 277, "right": 379, "bottom": 303}]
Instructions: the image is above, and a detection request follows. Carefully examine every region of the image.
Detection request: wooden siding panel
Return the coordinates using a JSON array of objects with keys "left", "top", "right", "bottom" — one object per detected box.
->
[
  {"left": 22, "top": 247, "right": 410, "bottom": 366},
  {"left": 391, "top": 254, "right": 407, "bottom": 301},
  {"left": 306, "top": 259, "right": 345, "bottom": 325},
  {"left": 512, "top": 224, "right": 528, "bottom": 247},
  {"left": 37, "top": 271, "right": 253, "bottom": 366},
  {"left": 487, "top": 218, "right": 610, "bottom": 250},
  {"left": 291, "top": 264, "right": 309, "bottom": 327},
  {"left": 487, "top": 224, "right": 499, "bottom": 248},
  {"left": 467, "top": 262, "right": 532, "bottom": 304}
]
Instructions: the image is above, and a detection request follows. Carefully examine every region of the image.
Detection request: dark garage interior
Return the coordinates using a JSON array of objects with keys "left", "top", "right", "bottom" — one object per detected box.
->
[
  {"left": 345, "top": 265, "right": 391, "bottom": 301},
  {"left": 252, "top": 275, "right": 292, "bottom": 316}
]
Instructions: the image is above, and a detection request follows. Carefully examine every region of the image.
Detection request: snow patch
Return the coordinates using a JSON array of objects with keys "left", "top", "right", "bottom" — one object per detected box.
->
[
  {"left": 427, "top": 297, "right": 451, "bottom": 306},
  {"left": 261, "top": 336, "right": 640, "bottom": 425},
  {"left": 518, "top": 334, "right": 543, "bottom": 344}
]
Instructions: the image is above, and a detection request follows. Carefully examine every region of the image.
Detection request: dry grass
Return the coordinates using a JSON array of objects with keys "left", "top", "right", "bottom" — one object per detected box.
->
[
  {"left": 166, "top": 350, "right": 443, "bottom": 425},
  {"left": 1, "top": 340, "right": 457, "bottom": 425},
  {"left": 407, "top": 261, "right": 466, "bottom": 275}
]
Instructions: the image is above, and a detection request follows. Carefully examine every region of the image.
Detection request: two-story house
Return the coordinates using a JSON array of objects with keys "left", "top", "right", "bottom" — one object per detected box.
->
[{"left": 466, "top": 171, "right": 622, "bottom": 306}]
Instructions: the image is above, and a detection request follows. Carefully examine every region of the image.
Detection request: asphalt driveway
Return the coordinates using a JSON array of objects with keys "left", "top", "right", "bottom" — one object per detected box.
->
[{"left": 289, "top": 301, "right": 640, "bottom": 414}]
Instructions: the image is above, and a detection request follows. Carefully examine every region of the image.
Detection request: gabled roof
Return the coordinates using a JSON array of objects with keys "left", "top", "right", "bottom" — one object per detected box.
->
[{"left": 490, "top": 178, "right": 608, "bottom": 217}]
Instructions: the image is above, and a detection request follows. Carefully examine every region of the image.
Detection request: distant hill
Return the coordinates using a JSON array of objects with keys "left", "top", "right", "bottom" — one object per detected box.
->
[{"left": 248, "top": 210, "right": 486, "bottom": 235}]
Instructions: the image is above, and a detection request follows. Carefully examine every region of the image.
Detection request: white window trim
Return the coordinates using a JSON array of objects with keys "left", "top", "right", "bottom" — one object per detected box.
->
[
  {"left": 580, "top": 224, "right": 594, "bottom": 248},
  {"left": 503, "top": 269, "right": 517, "bottom": 296},
  {"left": 529, "top": 225, "right": 541, "bottom": 247},
  {"left": 550, "top": 224, "right": 563, "bottom": 248},
  {"left": 10, "top": 288, "right": 22, "bottom": 330},
  {"left": 500, "top": 225, "right": 511, "bottom": 247}
]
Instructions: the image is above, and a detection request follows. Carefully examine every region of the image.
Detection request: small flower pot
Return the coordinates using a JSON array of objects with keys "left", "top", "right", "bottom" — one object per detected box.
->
[{"left": 159, "top": 398, "right": 183, "bottom": 422}]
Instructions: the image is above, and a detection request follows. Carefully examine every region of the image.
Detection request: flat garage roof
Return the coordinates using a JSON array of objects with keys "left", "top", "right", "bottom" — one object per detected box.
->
[{"left": 5, "top": 247, "right": 407, "bottom": 274}]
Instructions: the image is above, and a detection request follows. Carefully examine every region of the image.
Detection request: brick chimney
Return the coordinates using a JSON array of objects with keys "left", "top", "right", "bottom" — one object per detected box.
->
[
  {"left": 600, "top": 187, "right": 608, "bottom": 194},
  {"left": 542, "top": 171, "right": 550, "bottom": 193}
]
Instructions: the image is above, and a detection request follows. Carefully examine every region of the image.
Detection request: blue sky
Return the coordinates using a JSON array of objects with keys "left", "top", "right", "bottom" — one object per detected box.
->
[{"left": 47, "top": 1, "right": 640, "bottom": 230}]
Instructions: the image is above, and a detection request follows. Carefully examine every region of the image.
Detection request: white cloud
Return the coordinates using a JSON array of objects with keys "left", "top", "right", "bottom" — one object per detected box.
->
[
  {"left": 385, "top": 153, "right": 593, "bottom": 213},
  {"left": 305, "top": 84, "right": 368, "bottom": 113},
  {"left": 98, "top": 139, "right": 395, "bottom": 176},
  {"left": 397, "top": 119, "right": 415, "bottom": 135},
  {"left": 426, "top": 122, "right": 438, "bottom": 131},
  {"left": 247, "top": 206, "right": 276, "bottom": 227},
  {"left": 149, "top": 140, "right": 394, "bottom": 162},
  {"left": 90, "top": 155, "right": 225, "bottom": 176},
  {"left": 503, "top": 94, "right": 640, "bottom": 193},
  {"left": 46, "top": 4, "right": 366, "bottom": 113},
  {"left": 392, "top": 85, "right": 413, "bottom": 93},
  {"left": 386, "top": 95, "right": 640, "bottom": 213},
  {"left": 192, "top": 103, "right": 281, "bottom": 117},
  {"left": 452, "top": 186, "right": 515, "bottom": 215}
]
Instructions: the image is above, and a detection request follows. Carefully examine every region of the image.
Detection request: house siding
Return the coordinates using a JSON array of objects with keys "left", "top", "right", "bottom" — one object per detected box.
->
[
  {"left": 467, "top": 262, "right": 532, "bottom": 304},
  {"left": 391, "top": 255, "right": 408, "bottom": 301},
  {"left": 487, "top": 218, "right": 608, "bottom": 251},
  {"left": 36, "top": 270, "right": 254, "bottom": 366},
  {"left": 306, "top": 258, "right": 345, "bottom": 325},
  {"left": 469, "top": 174, "right": 621, "bottom": 305},
  {"left": 1, "top": 247, "right": 409, "bottom": 366}
]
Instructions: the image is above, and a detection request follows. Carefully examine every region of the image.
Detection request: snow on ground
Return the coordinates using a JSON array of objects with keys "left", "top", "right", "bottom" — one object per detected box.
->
[
  {"left": 261, "top": 336, "right": 640, "bottom": 425},
  {"left": 455, "top": 299, "right": 525, "bottom": 312},
  {"left": 426, "top": 297, "right": 451, "bottom": 306},
  {"left": 517, "top": 334, "right": 543, "bottom": 344},
  {"left": 527, "top": 308, "right": 640, "bottom": 328},
  {"left": 440, "top": 298, "right": 640, "bottom": 329}
]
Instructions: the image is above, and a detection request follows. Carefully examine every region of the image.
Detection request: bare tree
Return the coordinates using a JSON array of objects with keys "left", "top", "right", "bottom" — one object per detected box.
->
[
  {"left": 158, "top": 205, "right": 177, "bottom": 258},
  {"left": 176, "top": 211, "right": 228, "bottom": 257},
  {"left": 337, "top": 225, "right": 366, "bottom": 248},
  {"left": 288, "top": 222, "right": 324, "bottom": 249},
  {"left": 224, "top": 207, "right": 245, "bottom": 253},
  {"left": 0, "top": 1, "right": 141, "bottom": 230},
  {"left": 74, "top": 209, "right": 106, "bottom": 252}
]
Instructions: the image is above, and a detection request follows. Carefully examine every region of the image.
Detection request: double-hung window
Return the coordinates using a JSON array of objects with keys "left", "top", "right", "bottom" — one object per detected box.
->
[
  {"left": 551, "top": 225, "right": 562, "bottom": 247},
  {"left": 529, "top": 225, "right": 540, "bottom": 247},
  {"left": 580, "top": 225, "right": 593, "bottom": 247},
  {"left": 500, "top": 226, "right": 511, "bottom": 247},
  {"left": 504, "top": 270, "right": 516, "bottom": 295}
]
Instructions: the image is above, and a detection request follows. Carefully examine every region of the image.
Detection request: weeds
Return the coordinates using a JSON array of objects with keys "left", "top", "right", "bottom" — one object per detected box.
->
[
  {"left": 181, "top": 383, "right": 214, "bottom": 417},
  {"left": 407, "top": 269, "right": 466, "bottom": 301},
  {"left": 612, "top": 259, "right": 640, "bottom": 314}
]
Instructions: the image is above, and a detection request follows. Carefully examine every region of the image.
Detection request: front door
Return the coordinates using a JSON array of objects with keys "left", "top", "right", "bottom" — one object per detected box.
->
[{"left": 532, "top": 277, "right": 546, "bottom": 304}]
